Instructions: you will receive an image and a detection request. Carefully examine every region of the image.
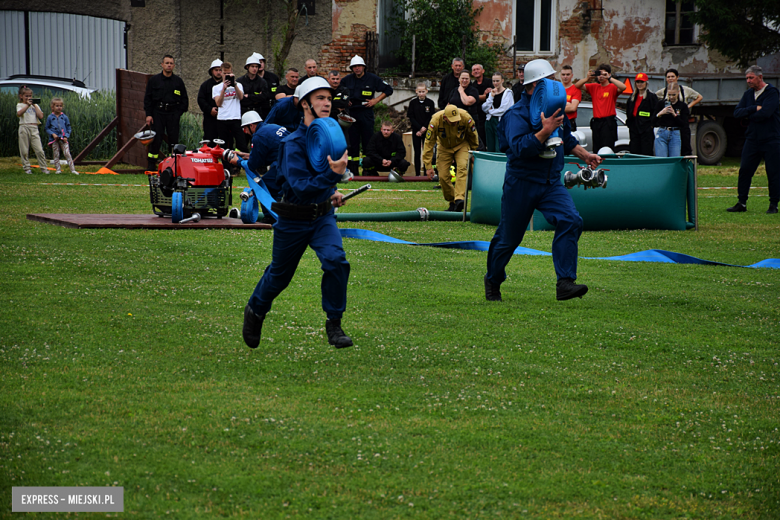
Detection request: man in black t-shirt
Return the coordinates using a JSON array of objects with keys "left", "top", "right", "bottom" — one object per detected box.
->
[{"left": 275, "top": 68, "right": 300, "bottom": 100}]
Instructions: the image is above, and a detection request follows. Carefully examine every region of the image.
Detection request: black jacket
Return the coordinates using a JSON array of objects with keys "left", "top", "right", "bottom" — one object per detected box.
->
[
  {"left": 407, "top": 98, "right": 435, "bottom": 131},
  {"left": 330, "top": 84, "right": 351, "bottom": 119},
  {"left": 626, "top": 91, "right": 658, "bottom": 134},
  {"left": 238, "top": 73, "right": 270, "bottom": 113},
  {"left": 197, "top": 77, "right": 220, "bottom": 119},
  {"left": 652, "top": 99, "right": 690, "bottom": 129},
  {"left": 734, "top": 83, "right": 780, "bottom": 142},
  {"left": 144, "top": 72, "right": 189, "bottom": 116},
  {"left": 438, "top": 72, "right": 459, "bottom": 110},
  {"left": 449, "top": 84, "right": 480, "bottom": 121},
  {"left": 367, "top": 132, "right": 406, "bottom": 166},
  {"left": 258, "top": 70, "right": 280, "bottom": 117}
]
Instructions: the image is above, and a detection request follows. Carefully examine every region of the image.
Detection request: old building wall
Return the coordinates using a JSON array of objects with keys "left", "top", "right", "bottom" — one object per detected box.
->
[
  {"left": 0, "top": 0, "right": 331, "bottom": 113},
  {"left": 319, "top": 0, "right": 377, "bottom": 74},
  {"left": 473, "top": 0, "right": 744, "bottom": 78}
]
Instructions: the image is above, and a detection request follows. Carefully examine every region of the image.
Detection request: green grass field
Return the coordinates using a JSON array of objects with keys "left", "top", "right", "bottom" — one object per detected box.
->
[{"left": 1, "top": 157, "right": 778, "bottom": 518}]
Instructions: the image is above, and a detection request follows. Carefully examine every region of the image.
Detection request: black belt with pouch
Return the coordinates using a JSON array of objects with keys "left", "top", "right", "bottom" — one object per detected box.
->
[{"left": 271, "top": 200, "right": 332, "bottom": 221}]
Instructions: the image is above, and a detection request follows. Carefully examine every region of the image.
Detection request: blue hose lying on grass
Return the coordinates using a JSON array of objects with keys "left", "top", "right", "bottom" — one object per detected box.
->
[{"left": 339, "top": 229, "right": 780, "bottom": 269}]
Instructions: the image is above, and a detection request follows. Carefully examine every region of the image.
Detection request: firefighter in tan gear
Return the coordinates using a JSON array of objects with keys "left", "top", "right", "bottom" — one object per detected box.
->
[{"left": 423, "top": 104, "right": 479, "bottom": 212}]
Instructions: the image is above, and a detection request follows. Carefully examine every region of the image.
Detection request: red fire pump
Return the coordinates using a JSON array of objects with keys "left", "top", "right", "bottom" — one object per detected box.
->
[{"left": 148, "top": 140, "right": 233, "bottom": 222}]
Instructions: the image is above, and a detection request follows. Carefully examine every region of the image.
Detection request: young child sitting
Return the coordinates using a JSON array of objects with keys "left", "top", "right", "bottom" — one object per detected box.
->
[
  {"left": 16, "top": 87, "right": 48, "bottom": 175},
  {"left": 362, "top": 122, "right": 410, "bottom": 176},
  {"left": 45, "top": 97, "right": 79, "bottom": 175}
]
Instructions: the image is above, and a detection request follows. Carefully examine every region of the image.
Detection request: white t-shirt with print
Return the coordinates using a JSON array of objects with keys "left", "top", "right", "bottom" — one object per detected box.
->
[{"left": 212, "top": 82, "right": 244, "bottom": 121}]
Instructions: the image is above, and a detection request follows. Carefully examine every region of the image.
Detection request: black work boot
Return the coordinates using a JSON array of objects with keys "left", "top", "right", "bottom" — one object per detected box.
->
[
  {"left": 767, "top": 203, "right": 778, "bottom": 214},
  {"left": 484, "top": 275, "right": 502, "bottom": 302},
  {"left": 147, "top": 159, "right": 157, "bottom": 172},
  {"left": 326, "top": 319, "right": 353, "bottom": 348},
  {"left": 446, "top": 201, "right": 456, "bottom": 212},
  {"left": 242, "top": 305, "right": 265, "bottom": 349},
  {"left": 453, "top": 199, "right": 465, "bottom": 212},
  {"left": 726, "top": 202, "right": 747, "bottom": 212},
  {"left": 556, "top": 278, "right": 588, "bottom": 301}
]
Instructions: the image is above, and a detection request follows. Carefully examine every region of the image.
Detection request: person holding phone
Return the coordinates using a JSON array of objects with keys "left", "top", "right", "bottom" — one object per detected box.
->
[
  {"left": 212, "top": 62, "right": 247, "bottom": 153},
  {"left": 652, "top": 83, "right": 689, "bottom": 157}
]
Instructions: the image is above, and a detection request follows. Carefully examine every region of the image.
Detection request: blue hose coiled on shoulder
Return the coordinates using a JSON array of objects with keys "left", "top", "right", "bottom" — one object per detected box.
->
[
  {"left": 529, "top": 78, "right": 568, "bottom": 130},
  {"left": 306, "top": 118, "right": 347, "bottom": 172}
]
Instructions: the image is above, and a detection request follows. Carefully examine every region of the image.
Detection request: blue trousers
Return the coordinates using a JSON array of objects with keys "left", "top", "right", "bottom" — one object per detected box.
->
[
  {"left": 654, "top": 127, "right": 681, "bottom": 157},
  {"left": 248, "top": 214, "right": 350, "bottom": 320},
  {"left": 738, "top": 138, "right": 780, "bottom": 205},
  {"left": 486, "top": 175, "right": 583, "bottom": 284}
]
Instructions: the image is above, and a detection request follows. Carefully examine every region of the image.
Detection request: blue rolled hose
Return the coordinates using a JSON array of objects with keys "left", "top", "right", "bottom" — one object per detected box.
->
[
  {"left": 240, "top": 188, "right": 259, "bottom": 224},
  {"left": 306, "top": 117, "right": 347, "bottom": 172},
  {"left": 529, "top": 78, "right": 567, "bottom": 130}
]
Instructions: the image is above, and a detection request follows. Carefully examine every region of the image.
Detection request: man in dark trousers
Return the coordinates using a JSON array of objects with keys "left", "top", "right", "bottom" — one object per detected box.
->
[
  {"left": 144, "top": 54, "right": 189, "bottom": 171},
  {"left": 438, "top": 57, "right": 465, "bottom": 110},
  {"left": 253, "top": 53, "right": 279, "bottom": 118},
  {"left": 197, "top": 59, "right": 223, "bottom": 144},
  {"left": 727, "top": 65, "right": 780, "bottom": 214},
  {"left": 484, "top": 59, "right": 602, "bottom": 303},
  {"left": 471, "top": 63, "right": 490, "bottom": 150},
  {"left": 341, "top": 55, "right": 393, "bottom": 174},
  {"left": 238, "top": 54, "right": 270, "bottom": 115},
  {"left": 407, "top": 82, "right": 435, "bottom": 176},
  {"left": 362, "top": 122, "right": 410, "bottom": 176},
  {"left": 241, "top": 77, "right": 354, "bottom": 350}
]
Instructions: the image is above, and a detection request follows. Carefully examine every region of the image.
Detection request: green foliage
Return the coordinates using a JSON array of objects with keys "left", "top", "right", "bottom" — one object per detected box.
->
[
  {"left": 390, "top": 0, "right": 502, "bottom": 73},
  {"left": 2, "top": 90, "right": 204, "bottom": 161},
  {"left": 692, "top": 0, "right": 780, "bottom": 67}
]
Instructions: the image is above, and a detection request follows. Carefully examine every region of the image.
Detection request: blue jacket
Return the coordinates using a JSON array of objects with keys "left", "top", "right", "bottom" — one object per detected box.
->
[
  {"left": 264, "top": 97, "right": 302, "bottom": 132},
  {"left": 277, "top": 122, "right": 343, "bottom": 206},
  {"left": 498, "top": 90, "right": 579, "bottom": 184},
  {"left": 45, "top": 113, "right": 72, "bottom": 139},
  {"left": 341, "top": 72, "right": 393, "bottom": 112},
  {"left": 734, "top": 83, "right": 780, "bottom": 142},
  {"left": 247, "top": 123, "right": 289, "bottom": 196}
]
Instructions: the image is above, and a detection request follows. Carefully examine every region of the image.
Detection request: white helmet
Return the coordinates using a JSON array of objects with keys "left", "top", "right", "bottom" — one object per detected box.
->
[
  {"left": 523, "top": 59, "right": 556, "bottom": 85},
  {"left": 295, "top": 77, "right": 334, "bottom": 103},
  {"left": 253, "top": 52, "right": 265, "bottom": 61},
  {"left": 349, "top": 55, "right": 367, "bottom": 70},
  {"left": 209, "top": 59, "right": 223, "bottom": 71},
  {"left": 241, "top": 111, "right": 262, "bottom": 127},
  {"left": 245, "top": 55, "right": 261, "bottom": 69}
]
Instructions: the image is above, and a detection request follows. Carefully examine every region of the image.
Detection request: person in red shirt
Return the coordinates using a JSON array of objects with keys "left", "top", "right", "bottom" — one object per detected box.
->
[
  {"left": 560, "top": 65, "right": 581, "bottom": 131},
  {"left": 574, "top": 63, "right": 626, "bottom": 151}
]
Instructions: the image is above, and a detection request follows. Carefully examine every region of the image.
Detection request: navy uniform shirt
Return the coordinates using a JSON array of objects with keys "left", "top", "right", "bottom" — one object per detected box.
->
[
  {"left": 247, "top": 123, "right": 290, "bottom": 194},
  {"left": 264, "top": 97, "right": 302, "bottom": 133},
  {"left": 277, "top": 122, "right": 343, "bottom": 206},
  {"left": 341, "top": 72, "right": 393, "bottom": 112},
  {"left": 734, "top": 83, "right": 780, "bottom": 142},
  {"left": 498, "top": 90, "right": 579, "bottom": 184}
]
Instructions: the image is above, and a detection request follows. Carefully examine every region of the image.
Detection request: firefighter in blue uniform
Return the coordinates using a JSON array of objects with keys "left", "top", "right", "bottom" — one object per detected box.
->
[
  {"left": 228, "top": 110, "right": 290, "bottom": 224},
  {"left": 340, "top": 55, "right": 394, "bottom": 174},
  {"left": 483, "top": 59, "right": 603, "bottom": 303},
  {"left": 264, "top": 90, "right": 302, "bottom": 133},
  {"left": 242, "top": 77, "right": 354, "bottom": 350}
]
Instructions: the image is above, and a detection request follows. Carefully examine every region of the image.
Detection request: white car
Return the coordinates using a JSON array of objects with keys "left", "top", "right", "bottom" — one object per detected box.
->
[
  {"left": 571, "top": 101, "right": 631, "bottom": 153},
  {"left": 0, "top": 75, "right": 96, "bottom": 99}
]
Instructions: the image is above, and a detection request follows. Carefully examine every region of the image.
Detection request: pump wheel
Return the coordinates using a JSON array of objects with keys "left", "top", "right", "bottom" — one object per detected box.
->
[{"left": 172, "top": 192, "right": 184, "bottom": 223}]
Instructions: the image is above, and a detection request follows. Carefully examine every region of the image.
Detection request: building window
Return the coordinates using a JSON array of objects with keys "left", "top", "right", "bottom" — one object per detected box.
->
[
  {"left": 514, "top": 0, "right": 555, "bottom": 53},
  {"left": 665, "top": 0, "right": 696, "bottom": 45}
]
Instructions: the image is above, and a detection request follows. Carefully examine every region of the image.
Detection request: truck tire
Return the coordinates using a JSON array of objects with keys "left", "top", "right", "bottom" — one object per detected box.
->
[{"left": 697, "top": 121, "right": 727, "bottom": 165}]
